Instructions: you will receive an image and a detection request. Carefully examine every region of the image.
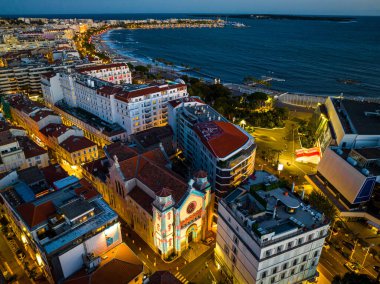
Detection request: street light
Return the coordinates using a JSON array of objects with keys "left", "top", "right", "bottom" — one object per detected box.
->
[{"left": 361, "top": 244, "right": 374, "bottom": 268}]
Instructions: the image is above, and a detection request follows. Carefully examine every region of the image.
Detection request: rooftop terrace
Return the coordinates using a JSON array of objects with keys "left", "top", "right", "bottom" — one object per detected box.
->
[{"left": 224, "top": 171, "right": 328, "bottom": 246}]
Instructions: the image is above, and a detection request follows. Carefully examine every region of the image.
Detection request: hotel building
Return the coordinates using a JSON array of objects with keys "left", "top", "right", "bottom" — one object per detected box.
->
[
  {"left": 168, "top": 97, "right": 256, "bottom": 204},
  {"left": 216, "top": 171, "right": 329, "bottom": 284},
  {"left": 76, "top": 62, "right": 132, "bottom": 85},
  {"left": 43, "top": 69, "right": 187, "bottom": 137}
]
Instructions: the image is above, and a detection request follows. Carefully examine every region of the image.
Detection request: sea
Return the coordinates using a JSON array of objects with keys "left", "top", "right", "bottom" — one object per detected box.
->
[
  {"left": 7, "top": 13, "right": 380, "bottom": 97},
  {"left": 102, "top": 15, "right": 380, "bottom": 97}
]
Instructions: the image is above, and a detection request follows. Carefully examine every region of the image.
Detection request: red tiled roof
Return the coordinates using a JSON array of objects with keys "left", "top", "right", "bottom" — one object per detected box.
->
[
  {"left": 75, "top": 183, "right": 99, "bottom": 200},
  {"left": 105, "top": 142, "right": 139, "bottom": 162},
  {"left": 128, "top": 186, "right": 154, "bottom": 215},
  {"left": 115, "top": 83, "right": 187, "bottom": 103},
  {"left": 64, "top": 243, "right": 143, "bottom": 284},
  {"left": 16, "top": 201, "right": 56, "bottom": 228},
  {"left": 168, "top": 96, "right": 204, "bottom": 108},
  {"left": 97, "top": 85, "right": 123, "bottom": 97},
  {"left": 60, "top": 136, "right": 96, "bottom": 153},
  {"left": 149, "top": 271, "right": 182, "bottom": 284},
  {"left": 41, "top": 164, "right": 68, "bottom": 186},
  {"left": 194, "top": 121, "right": 249, "bottom": 158},
  {"left": 76, "top": 63, "right": 128, "bottom": 73},
  {"left": 17, "top": 136, "right": 47, "bottom": 159},
  {"left": 41, "top": 72, "right": 56, "bottom": 79},
  {"left": 118, "top": 149, "right": 187, "bottom": 203},
  {"left": 30, "top": 109, "right": 58, "bottom": 122},
  {"left": 40, "top": 123, "right": 70, "bottom": 138}
]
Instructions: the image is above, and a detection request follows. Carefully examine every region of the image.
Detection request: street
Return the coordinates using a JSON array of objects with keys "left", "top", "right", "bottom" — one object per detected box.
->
[{"left": 0, "top": 230, "right": 32, "bottom": 284}]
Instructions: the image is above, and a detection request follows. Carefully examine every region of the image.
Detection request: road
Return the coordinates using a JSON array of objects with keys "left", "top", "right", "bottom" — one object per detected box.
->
[
  {"left": 252, "top": 114, "right": 317, "bottom": 182},
  {"left": 0, "top": 231, "right": 32, "bottom": 284}
]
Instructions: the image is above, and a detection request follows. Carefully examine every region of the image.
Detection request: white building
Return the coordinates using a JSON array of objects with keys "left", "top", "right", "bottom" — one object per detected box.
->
[
  {"left": 321, "top": 97, "right": 380, "bottom": 149},
  {"left": 52, "top": 71, "right": 187, "bottom": 136},
  {"left": 216, "top": 175, "right": 329, "bottom": 284},
  {"left": 168, "top": 97, "right": 256, "bottom": 204},
  {"left": 76, "top": 62, "right": 132, "bottom": 84},
  {"left": 306, "top": 146, "right": 380, "bottom": 231},
  {"left": 41, "top": 72, "right": 64, "bottom": 107}
]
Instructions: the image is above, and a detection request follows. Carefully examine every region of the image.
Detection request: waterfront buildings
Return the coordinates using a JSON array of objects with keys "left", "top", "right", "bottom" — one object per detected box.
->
[
  {"left": 215, "top": 171, "right": 329, "bottom": 284},
  {"left": 168, "top": 97, "right": 256, "bottom": 204},
  {"left": 319, "top": 97, "right": 380, "bottom": 150},
  {"left": 82, "top": 142, "right": 214, "bottom": 260},
  {"left": 76, "top": 62, "right": 132, "bottom": 84},
  {"left": 42, "top": 68, "right": 187, "bottom": 138},
  {"left": 306, "top": 146, "right": 380, "bottom": 232},
  {"left": 0, "top": 168, "right": 122, "bottom": 283}
]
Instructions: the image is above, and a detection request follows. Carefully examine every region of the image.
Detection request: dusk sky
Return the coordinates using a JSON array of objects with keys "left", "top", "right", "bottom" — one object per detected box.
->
[{"left": 1, "top": 0, "right": 380, "bottom": 16}]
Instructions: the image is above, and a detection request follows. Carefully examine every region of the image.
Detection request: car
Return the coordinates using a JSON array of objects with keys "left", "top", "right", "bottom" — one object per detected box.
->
[
  {"left": 343, "top": 241, "right": 354, "bottom": 250},
  {"left": 205, "top": 237, "right": 214, "bottom": 245},
  {"left": 331, "top": 228, "right": 339, "bottom": 236},
  {"left": 344, "top": 262, "right": 360, "bottom": 274},
  {"left": 373, "top": 265, "right": 380, "bottom": 272},
  {"left": 323, "top": 244, "right": 330, "bottom": 250}
]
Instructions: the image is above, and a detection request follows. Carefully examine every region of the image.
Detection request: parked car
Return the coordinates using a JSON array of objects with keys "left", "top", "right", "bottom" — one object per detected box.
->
[
  {"left": 343, "top": 241, "right": 354, "bottom": 250},
  {"left": 344, "top": 262, "right": 360, "bottom": 274},
  {"left": 16, "top": 249, "right": 25, "bottom": 261},
  {"left": 323, "top": 243, "right": 330, "bottom": 250}
]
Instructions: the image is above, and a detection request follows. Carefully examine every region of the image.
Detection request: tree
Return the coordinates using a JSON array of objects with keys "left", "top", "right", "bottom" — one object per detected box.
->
[
  {"left": 332, "top": 272, "right": 376, "bottom": 284},
  {"left": 307, "top": 191, "right": 337, "bottom": 220}
]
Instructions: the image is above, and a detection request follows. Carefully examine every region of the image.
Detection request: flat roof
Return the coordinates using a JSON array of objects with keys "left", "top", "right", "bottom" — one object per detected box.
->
[
  {"left": 56, "top": 102, "right": 125, "bottom": 137},
  {"left": 333, "top": 98, "right": 380, "bottom": 135}
]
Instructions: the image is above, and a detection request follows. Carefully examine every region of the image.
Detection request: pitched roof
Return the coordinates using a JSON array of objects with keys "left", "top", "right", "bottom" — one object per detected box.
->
[
  {"left": 76, "top": 63, "right": 128, "bottom": 73},
  {"left": 40, "top": 164, "right": 69, "bottom": 186},
  {"left": 115, "top": 83, "right": 187, "bottom": 103},
  {"left": 118, "top": 149, "right": 187, "bottom": 203},
  {"left": 16, "top": 201, "right": 56, "bottom": 228},
  {"left": 60, "top": 136, "right": 96, "bottom": 153},
  {"left": 194, "top": 121, "right": 249, "bottom": 158},
  {"left": 40, "top": 123, "right": 70, "bottom": 138},
  {"left": 129, "top": 186, "right": 154, "bottom": 215},
  {"left": 30, "top": 109, "right": 58, "bottom": 122},
  {"left": 105, "top": 142, "right": 139, "bottom": 162},
  {"left": 64, "top": 243, "right": 143, "bottom": 284},
  {"left": 149, "top": 271, "right": 182, "bottom": 284},
  {"left": 17, "top": 136, "right": 47, "bottom": 159}
]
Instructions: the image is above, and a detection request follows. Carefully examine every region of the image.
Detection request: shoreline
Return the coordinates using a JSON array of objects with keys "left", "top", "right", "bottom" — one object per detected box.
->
[{"left": 93, "top": 28, "right": 380, "bottom": 106}]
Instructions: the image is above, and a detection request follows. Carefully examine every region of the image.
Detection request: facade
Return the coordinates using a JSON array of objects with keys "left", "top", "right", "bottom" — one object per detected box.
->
[
  {"left": 41, "top": 72, "right": 64, "bottom": 107},
  {"left": 168, "top": 97, "right": 256, "bottom": 204},
  {"left": 76, "top": 63, "right": 132, "bottom": 84},
  {"left": 0, "top": 123, "right": 48, "bottom": 173},
  {"left": 0, "top": 174, "right": 121, "bottom": 283},
  {"left": 306, "top": 146, "right": 380, "bottom": 231},
  {"left": 82, "top": 142, "right": 214, "bottom": 260},
  {"left": 215, "top": 172, "right": 329, "bottom": 284},
  {"left": 320, "top": 97, "right": 380, "bottom": 149},
  {"left": 59, "top": 136, "right": 98, "bottom": 166},
  {"left": 48, "top": 70, "right": 187, "bottom": 136}
]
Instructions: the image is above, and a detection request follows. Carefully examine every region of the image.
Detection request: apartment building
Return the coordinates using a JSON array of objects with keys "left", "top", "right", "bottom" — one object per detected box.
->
[
  {"left": 216, "top": 171, "right": 329, "bottom": 284},
  {"left": 76, "top": 62, "right": 132, "bottom": 84},
  {"left": 168, "top": 97, "right": 256, "bottom": 204},
  {"left": 0, "top": 172, "right": 121, "bottom": 283},
  {"left": 59, "top": 136, "right": 98, "bottom": 165}
]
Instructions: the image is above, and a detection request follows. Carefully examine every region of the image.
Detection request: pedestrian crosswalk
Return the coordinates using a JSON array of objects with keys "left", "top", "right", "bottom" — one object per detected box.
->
[{"left": 174, "top": 271, "right": 189, "bottom": 284}]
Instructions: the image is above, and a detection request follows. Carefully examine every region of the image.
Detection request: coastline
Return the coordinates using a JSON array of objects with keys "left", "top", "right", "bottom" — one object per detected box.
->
[{"left": 94, "top": 28, "right": 380, "bottom": 106}]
